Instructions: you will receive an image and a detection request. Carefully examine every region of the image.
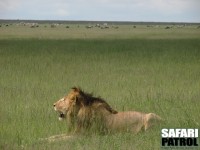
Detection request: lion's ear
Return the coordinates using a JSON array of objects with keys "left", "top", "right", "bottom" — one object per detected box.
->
[
  {"left": 73, "top": 95, "right": 82, "bottom": 106},
  {"left": 71, "top": 87, "right": 81, "bottom": 92},
  {"left": 73, "top": 96, "right": 77, "bottom": 104}
]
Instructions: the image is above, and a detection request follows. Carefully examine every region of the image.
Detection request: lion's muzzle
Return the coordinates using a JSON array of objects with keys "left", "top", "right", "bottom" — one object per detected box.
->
[
  {"left": 53, "top": 103, "right": 66, "bottom": 121},
  {"left": 58, "top": 112, "right": 66, "bottom": 121}
]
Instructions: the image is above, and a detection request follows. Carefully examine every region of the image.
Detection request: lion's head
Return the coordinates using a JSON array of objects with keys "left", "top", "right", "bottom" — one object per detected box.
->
[
  {"left": 53, "top": 87, "right": 117, "bottom": 124},
  {"left": 53, "top": 88, "right": 81, "bottom": 121}
]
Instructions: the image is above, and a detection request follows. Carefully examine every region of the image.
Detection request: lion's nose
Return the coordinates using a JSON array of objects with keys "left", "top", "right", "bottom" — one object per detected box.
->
[{"left": 53, "top": 104, "right": 56, "bottom": 107}]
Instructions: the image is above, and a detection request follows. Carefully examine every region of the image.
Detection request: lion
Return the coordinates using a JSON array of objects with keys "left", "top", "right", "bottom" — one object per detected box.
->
[{"left": 53, "top": 87, "right": 162, "bottom": 134}]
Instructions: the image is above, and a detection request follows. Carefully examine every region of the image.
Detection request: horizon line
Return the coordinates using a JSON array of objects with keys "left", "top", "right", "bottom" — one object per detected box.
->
[{"left": 0, "top": 19, "right": 200, "bottom": 24}]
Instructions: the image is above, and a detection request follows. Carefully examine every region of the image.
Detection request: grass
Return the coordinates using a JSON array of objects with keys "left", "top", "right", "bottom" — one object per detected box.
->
[{"left": 0, "top": 25, "right": 200, "bottom": 149}]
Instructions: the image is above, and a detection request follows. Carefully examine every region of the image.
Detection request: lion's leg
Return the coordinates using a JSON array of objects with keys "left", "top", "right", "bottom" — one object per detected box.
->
[
  {"left": 40, "top": 134, "right": 72, "bottom": 142},
  {"left": 73, "top": 125, "right": 81, "bottom": 134},
  {"left": 144, "top": 113, "right": 154, "bottom": 130},
  {"left": 73, "top": 118, "right": 85, "bottom": 134},
  {"left": 144, "top": 113, "right": 162, "bottom": 131},
  {"left": 132, "top": 124, "right": 143, "bottom": 134},
  {"left": 130, "top": 119, "right": 144, "bottom": 134}
]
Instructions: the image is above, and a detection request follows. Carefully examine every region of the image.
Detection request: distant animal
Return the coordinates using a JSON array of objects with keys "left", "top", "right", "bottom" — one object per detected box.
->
[
  {"left": 86, "top": 25, "right": 93, "bottom": 29},
  {"left": 53, "top": 87, "right": 162, "bottom": 134}
]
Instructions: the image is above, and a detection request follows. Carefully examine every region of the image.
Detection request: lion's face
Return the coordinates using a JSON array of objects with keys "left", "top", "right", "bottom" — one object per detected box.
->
[{"left": 53, "top": 90, "right": 79, "bottom": 121}]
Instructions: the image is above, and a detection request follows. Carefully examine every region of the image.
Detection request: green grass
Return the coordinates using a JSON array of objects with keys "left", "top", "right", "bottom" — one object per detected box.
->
[{"left": 0, "top": 29, "right": 200, "bottom": 149}]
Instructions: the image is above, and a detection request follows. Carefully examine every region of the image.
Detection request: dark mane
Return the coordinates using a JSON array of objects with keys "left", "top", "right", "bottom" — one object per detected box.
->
[{"left": 72, "top": 87, "right": 117, "bottom": 114}]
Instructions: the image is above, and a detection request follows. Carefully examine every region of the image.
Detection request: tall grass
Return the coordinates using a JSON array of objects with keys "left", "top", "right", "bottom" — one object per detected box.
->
[{"left": 0, "top": 39, "right": 200, "bottom": 149}]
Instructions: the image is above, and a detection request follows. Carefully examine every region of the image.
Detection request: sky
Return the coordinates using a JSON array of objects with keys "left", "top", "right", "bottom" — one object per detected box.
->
[{"left": 0, "top": 0, "right": 200, "bottom": 22}]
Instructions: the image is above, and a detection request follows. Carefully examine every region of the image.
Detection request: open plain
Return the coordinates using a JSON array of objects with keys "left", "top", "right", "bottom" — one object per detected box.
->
[{"left": 0, "top": 22, "right": 200, "bottom": 149}]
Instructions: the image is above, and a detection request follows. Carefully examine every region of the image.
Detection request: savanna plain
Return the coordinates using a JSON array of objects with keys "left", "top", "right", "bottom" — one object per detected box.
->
[{"left": 0, "top": 23, "right": 200, "bottom": 150}]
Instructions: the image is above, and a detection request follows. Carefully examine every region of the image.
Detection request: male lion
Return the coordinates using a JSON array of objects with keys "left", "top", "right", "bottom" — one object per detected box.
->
[{"left": 53, "top": 87, "right": 162, "bottom": 134}]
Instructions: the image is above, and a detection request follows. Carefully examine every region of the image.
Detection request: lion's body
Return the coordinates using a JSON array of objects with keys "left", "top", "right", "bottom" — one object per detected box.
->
[
  {"left": 53, "top": 87, "right": 162, "bottom": 134},
  {"left": 105, "top": 111, "right": 162, "bottom": 133}
]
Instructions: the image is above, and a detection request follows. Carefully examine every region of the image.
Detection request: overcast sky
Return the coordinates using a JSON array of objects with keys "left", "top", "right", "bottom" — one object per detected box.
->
[{"left": 0, "top": 0, "right": 200, "bottom": 22}]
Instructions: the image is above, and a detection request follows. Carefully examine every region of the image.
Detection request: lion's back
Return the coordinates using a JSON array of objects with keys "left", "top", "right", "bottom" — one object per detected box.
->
[{"left": 105, "top": 111, "right": 145, "bottom": 132}]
